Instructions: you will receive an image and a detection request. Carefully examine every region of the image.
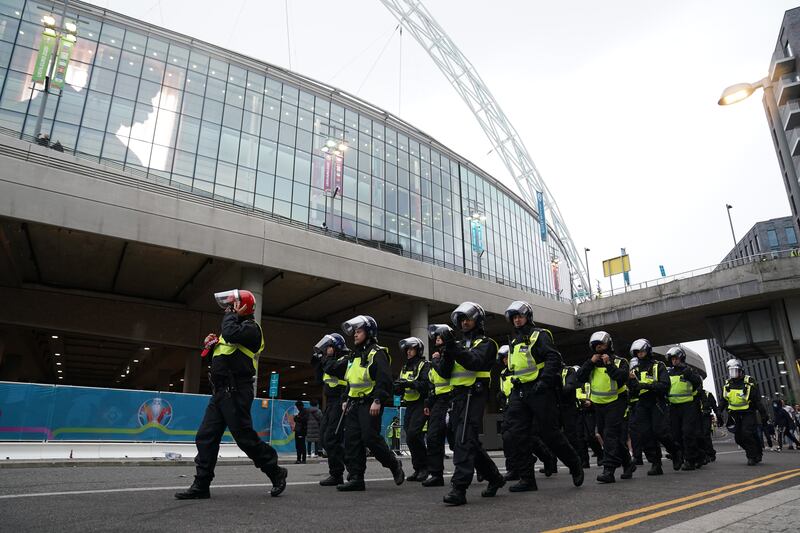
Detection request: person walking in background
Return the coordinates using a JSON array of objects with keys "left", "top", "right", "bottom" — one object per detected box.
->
[
  {"left": 294, "top": 400, "right": 308, "bottom": 464},
  {"left": 306, "top": 399, "right": 323, "bottom": 457}
]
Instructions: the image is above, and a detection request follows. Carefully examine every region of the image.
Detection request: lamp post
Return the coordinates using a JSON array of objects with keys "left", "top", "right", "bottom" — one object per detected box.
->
[
  {"left": 725, "top": 204, "right": 737, "bottom": 254},
  {"left": 583, "top": 247, "right": 591, "bottom": 300}
]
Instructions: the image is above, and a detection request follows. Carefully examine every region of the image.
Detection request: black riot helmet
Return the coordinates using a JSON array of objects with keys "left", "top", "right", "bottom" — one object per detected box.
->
[
  {"left": 314, "top": 333, "right": 349, "bottom": 355},
  {"left": 666, "top": 345, "right": 687, "bottom": 366},
  {"left": 629, "top": 338, "right": 652, "bottom": 359},
  {"left": 504, "top": 300, "right": 534, "bottom": 326},
  {"left": 451, "top": 302, "right": 486, "bottom": 330},
  {"left": 342, "top": 315, "right": 378, "bottom": 340},
  {"left": 399, "top": 337, "right": 425, "bottom": 358},
  {"left": 589, "top": 331, "right": 613, "bottom": 353}
]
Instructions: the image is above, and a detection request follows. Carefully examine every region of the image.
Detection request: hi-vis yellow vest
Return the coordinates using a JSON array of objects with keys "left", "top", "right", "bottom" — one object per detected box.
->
[
  {"left": 509, "top": 330, "right": 545, "bottom": 384},
  {"left": 450, "top": 337, "right": 495, "bottom": 387},
  {"left": 323, "top": 371, "right": 347, "bottom": 389},
  {"left": 636, "top": 362, "right": 659, "bottom": 397},
  {"left": 429, "top": 366, "right": 453, "bottom": 396},
  {"left": 213, "top": 322, "right": 265, "bottom": 370},
  {"left": 400, "top": 359, "right": 426, "bottom": 402},
  {"left": 500, "top": 372, "right": 513, "bottom": 398},
  {"left": 589, "top": 358, "right": 627, "bottom": 404},
  {"left": 668, "top": 373, "right": 697, "bottom": 404},
  {"left": 345, "top": 346, "right": 389, "bottom": 398},
  {"left": 575, "top": 384, "right": 590, "bottom": 405},
  {"left": 724, "top": 376, "right": 753, "bottom": 411}
]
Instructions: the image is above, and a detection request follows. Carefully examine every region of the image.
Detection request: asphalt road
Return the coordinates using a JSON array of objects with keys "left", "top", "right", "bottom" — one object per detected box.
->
[{"left": 1, "top": 441, "right": 799, "bottom": 532}]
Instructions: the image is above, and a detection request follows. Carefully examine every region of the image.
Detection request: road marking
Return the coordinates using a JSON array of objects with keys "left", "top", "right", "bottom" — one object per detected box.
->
[
  {"left": 0, "top": 477, "right": 398, "bottom": 499},
  {"left": 542, "top": 468, "right": 800, "bottom": 533}
]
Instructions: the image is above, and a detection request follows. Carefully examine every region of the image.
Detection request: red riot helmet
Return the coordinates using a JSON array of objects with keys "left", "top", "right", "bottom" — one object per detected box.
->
[{"left": 214, "top": 289, "right": 256, "bottom": 315}]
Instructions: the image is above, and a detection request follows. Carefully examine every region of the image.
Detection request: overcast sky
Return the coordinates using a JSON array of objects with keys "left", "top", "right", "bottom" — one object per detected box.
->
[{"left": 94, "top": 0, "right": 798, "bottom": 392}]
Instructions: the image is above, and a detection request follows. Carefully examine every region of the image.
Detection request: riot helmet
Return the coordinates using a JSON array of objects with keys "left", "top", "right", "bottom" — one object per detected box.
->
[{"left": 214, "top": 289, "right": 256, "bottom": 315}]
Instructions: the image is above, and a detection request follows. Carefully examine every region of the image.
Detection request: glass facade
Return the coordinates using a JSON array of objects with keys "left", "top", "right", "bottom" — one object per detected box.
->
[{"left": 0, "top": 0, "right": 573, "bottom": 301}]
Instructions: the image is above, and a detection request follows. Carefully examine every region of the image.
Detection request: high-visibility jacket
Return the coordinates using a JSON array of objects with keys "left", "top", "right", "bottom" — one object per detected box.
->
[
  {"left": 429, "top": 366, "right": 453, "bottom": 396},
  {"left": 212, "top": 322, "right": 265, "bottom": 370},
  {"left": 724, "top": 376, "right": 754, "bottom": 411},
  {"left": 589, "top": 358, "right": 627, "bottom": 404},
  {"left": 345, "top": 346, "right": 389, "bottom": 398},
  {"left": 635, "top": 363, "right": 659, "bottom": 397},
  {"left": 323, "top": 373, "right": 347, "bottom": 389},
  {"left": 575, "top": 384, "right": 590, "bottom": 405},
  {"left": 450, "top": 337, "right": 495, "bottom": 387},
  {"left": 500, "top": 372, "right": 513, "bottom": 398},
  {"left": 399, "top": 359, "right": 426, "bottom": 402},
  {"left": 668, "top": 374, "right": 697, "bottom": 404},
  {"left": 508, "top": 330, "right": 545, "bottom": 384}
]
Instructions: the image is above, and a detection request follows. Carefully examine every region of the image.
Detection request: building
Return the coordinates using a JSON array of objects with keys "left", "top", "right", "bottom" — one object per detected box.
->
[
  {"left": 708, "top": 216, "right": 796, "bottom": 403},
  {"left": 0, "top": 0, "right": 579, "bottom": 394}
]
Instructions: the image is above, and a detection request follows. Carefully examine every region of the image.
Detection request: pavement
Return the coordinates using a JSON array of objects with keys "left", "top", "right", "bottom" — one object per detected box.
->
[{"left": 1, "top": 441, "right": 799, "bottom": 532}]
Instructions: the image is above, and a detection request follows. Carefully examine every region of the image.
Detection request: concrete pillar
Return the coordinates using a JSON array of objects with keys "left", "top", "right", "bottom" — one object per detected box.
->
[
  {"left": 183, "top": 349, "right": 201, "bottom": 394},
  {"left": 773, "top": 299, "right": 800, "bottom": 404},
  {"left": 410, "top": 300, "right": 429, "bottom": 361},
  {"left": 241, "top": 266, "right": 264, "bottom": 393}
]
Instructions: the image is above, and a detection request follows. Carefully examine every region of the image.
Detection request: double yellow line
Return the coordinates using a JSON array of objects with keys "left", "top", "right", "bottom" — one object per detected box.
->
[{"left": 543, "top": 468, "right": 800, "bottom": 533}]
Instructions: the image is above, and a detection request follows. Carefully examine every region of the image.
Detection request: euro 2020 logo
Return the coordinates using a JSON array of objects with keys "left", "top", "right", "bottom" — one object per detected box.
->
[{"left": 138, "top": 398, "right": 173, "bottom": 427}]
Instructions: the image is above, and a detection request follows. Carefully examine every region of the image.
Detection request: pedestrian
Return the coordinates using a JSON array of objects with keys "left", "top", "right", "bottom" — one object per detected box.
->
[
  {"left": 306, "top": 399, "right": 322, "bottom": 457},
  {"left": 666, "top": 346, "right": 704, "bottom": 470},
  {"left": 774, "top": 400, "right": 800, "bottom": 450},
  {"left": 175, "top": 289, "right": 286, "bottom": 500},
  {"left": 313, "top": 333, "right": 350, "bottom": 486},
  {"left": 718, "top": 358, "right": 768, "bottom": 465},
  {"left": 294, "top": 401, "right": 308, "bottom": 463},
  {"left": 395, "top": 336, "right": 430, "bottom": 481}
]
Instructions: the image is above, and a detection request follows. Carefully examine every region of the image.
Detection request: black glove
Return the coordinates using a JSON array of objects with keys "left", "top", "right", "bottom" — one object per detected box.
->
[
  {"left": 310, "top": 352, "right": 323, "bottom": 364},
  {"left": 393, "top": 379, "right": 411, "bottom": 390},
  {"left": 433, "top": 324, "right": 455, "bottom": 344}
]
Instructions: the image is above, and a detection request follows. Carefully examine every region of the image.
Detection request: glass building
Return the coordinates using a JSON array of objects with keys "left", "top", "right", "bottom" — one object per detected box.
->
[{"left": 0, "top": 0, "right": 575, "bottom": 302}]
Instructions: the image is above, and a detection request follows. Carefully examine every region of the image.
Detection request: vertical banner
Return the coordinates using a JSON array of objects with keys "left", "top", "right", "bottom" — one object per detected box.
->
[
  {"left": 470, "top": 218, "right": 484, "bottom": 254},
  {"left": 269, "top": 373, "right": 279, "bottom": 398},
  {"left": 551, "top": 259, "right": 560, "bottom": 295},
  {"left": 32, "top": 29, "right": 58, "bottom": 83},
  {"left": 659, "top": 265, "right": 666, "bottom": 277},
  {"left": 50, "top": 35, "right": 76, "bottom": 90},
  {"left": 621, "top": 247, "right": 630, "bottom": 286},
  {"left": 323, "top": 154, "right": 332, "bottom": 193},
  {"left": 333, "top": 155, "right": 344, "bottom": 195},
  {"left": 537, "top": 191, "right": 547, "bottom": 242}
]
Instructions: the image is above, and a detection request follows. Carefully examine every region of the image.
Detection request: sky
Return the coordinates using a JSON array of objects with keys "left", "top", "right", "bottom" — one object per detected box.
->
[{"left": 92, "top": 0, "right": 799, "bottom": 393}]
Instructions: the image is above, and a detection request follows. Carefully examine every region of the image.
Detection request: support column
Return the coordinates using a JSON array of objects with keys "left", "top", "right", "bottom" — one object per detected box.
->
[
  {"left": 410, "top": 300, "right": 429, "bottom": 360},
  {"left": 241, "top": 267, "right": 265, "bottom": 393},
  {"left": 183, "top": 349, "right": 201, "bottom": 394},
  {"left": 773, "top": 299, "right": 800, "bottom": 404}
]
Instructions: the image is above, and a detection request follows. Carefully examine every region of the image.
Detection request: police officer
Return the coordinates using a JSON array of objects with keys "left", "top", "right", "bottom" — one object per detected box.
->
[
  {"left": 574, "top": 372, "right": 604, "bottom": 468},
  {"left": 430, "top": 301, "right": 504, "bottom": 506},
  {"left": 496, "top": 345, "right": 520, "bottom": 481},
  {"left": 175, "top": 289, "right": 287, "bottom": 500},
  {"left": 311, "top": 333, "right": 349, "bottom": 486},
  {"left": 504, "top": 300, "right": 583, "bottom": 492},
  {"left": 421, "top": 331, "right": 452, "bottom": 487},
  {"left": 559, "top": 364, "right": 582, "bottom": 471},
  {"left": 627, "top": 357, "right": 643, "bottom": 466},
  {"left": 719, "top": 358, "right": 768, "bottom": 465},
  {"left": 333, "top": 315, "right": 405, "bottom": 491},
  {"left": 627, "top": 339, "right": 681, "bottom": 475},
  {"left": 395, "top": 337, "right": 430, "bottom": 482},
  {"left": 666, "top": 346, "right": 703, "bottom": 471},
  {"left": 699, "top": 388, "right": 719, "bottom": 463},
  {"left": 576, "top": 331, "right": 634, "bottom": 483}
]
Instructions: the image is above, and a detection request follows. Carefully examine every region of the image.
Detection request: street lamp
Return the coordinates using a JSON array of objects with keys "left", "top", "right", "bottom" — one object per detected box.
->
[
  {"left": 725, "top": 204, "right": 737, "bottom": 254},
  {"left": 718, "top": 80, "right": 767, "bottom": 106},
  {"left": 583, "top": 247, "right": 591, "bottom": 300}
]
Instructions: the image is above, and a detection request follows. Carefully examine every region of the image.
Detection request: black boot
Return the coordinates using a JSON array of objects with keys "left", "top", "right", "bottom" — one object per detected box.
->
[
  {"left": 268, "top": 467, "right": 288, "bottom": 497},
  {"left": 421, "top": 474, "right": 444, "bottom": 487},
  {"left": 634, "top": 455, "right": 644, "bottom": 465},
  {"left": 581, "top": 460, "right": 590, "bottom": 469},
  {"left": 480, "top": 474, "right": 505, "bottom": 497},
  {"left": 319, "top": 474, "right": 344, "bottom": 486},
  {"left": 596, "top": 467, "right": 615, "bottom": 484},
  {"left": 503, "top": 470, "right": 520, "bottom": 481},
  {"left": 391, "top": 461, "right": 405, "bottom": 485},
  {"left": 509, "top": 478, "right": 538, "bottom": 492},
  {"left": 647, "top": 462, "right": 663, "bottom": 476},
  {"left": 680, "top": 462, "right": 695, "bottom": 471},
  {"left": 407, "top": 469, "right": 428, "bottom": 482},
  {"left": 443, "top": 485, "right": 467, "bottom": 506},
  {"left": 672, "top": 450, "right": 683, "bottom": 471},
  {"left": 746, "top": 457, "right": 757, "bottom": 466},
  {"left": 570, "top": 465, "right": 584, "bottom": 487},
  {"left": 174, "top": 478, "right": 210, "bottom": 500},
  {"left": 538, "top": 462, "right": 557, "bottom": 477},
  {"left": 337, "top": 474, "right": 366, "bottom": 491},
  {"left": 621, "top": 462, "right": 636, "bottom": 479}
]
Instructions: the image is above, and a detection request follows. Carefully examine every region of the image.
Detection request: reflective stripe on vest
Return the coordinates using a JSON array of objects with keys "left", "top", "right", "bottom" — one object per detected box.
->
[
  {"left": 345, "top": 346, "right": 388, "bottom": 398},
  {"left": 212, "top": 322, "right": 265, "bottom": 371},
  {"left": 400, "top": 359, "right": 425, "bottom": 402},
  {"left": 429, "top": 366, "right": 453, "bottom": 396},
  {"left": 668, "top": 374, "right": 697, "bottom": 404},
  {"left": 509, "top": 330, "right": 545, "bottom": 384},
  {"left": 589, "top": 358, "right": 627, "bottom": 404},
  {"left": 724, "top": 377, "right": 753, "bottom": 411},
  {"left": 451, "top": 337, "right": 496, "bottom": 387},
  {"left": 636, "top": 362, "right": 659, "bottom": 396},
  {"left": 323, "top": 373, "right": 347, "bottom": 388}
]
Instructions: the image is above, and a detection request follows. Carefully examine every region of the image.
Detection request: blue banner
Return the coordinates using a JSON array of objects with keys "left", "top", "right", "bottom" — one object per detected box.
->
[
  {"left": 469, "top": 219, "right": 484, "bottom": 254},
  {"left": 537, "top": 191, "right": 547, "bottom": 242}
]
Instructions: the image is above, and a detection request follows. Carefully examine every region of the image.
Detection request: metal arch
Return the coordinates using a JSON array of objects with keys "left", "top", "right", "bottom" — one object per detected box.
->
[{"left": 378, "top": 0, "right": 589, "bottom": 295}]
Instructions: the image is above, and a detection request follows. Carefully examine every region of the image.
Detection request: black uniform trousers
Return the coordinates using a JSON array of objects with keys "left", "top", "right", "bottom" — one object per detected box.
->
[
  {"left": 699, "top": 414, "right": 716, "bottom": 460},
  {"left": 631, "top": 399, "right": 677, "bottom": 464},
  {"left": 595, "top": 397, "right": 631, "bottom": 470},
  {"left": 404, "top": 400, "right": 428, "bottom": 472},
  {"left": 505, "top": 381, "right": 580, "bottom": 480},
  {"left": 450, "top": 384, "right": 501, "bottom": 488},
  {"left": 426, "top": 393, "right": 451, "bottom": 476},
  {"left": 321, "top": 397, "right": 345, "bottom": 477},
  {"left": 670, "top": 401, "right": 702, "bottom": 465},
  {"left": 629, "top": 402, "right": 642, "bottom": 461},
  {"left": 576, "top": 408, "right": 603, "bottom": 466},
  {"left": 343, "top": 398, "right": 398, "bottom": 477},
  {"left": 194, "top": 380, "right": 279, "bottom": 483},
  {"left": 730, "top": 410, "right": 761, "bottom": 460},
  {"left": 560, "top": 404, "right": 580, "bottom": 461}
]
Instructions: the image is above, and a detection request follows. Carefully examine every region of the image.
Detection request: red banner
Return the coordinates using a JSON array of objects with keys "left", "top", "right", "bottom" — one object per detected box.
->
[
  {"left": 323, "top": 154, "right": 332, "bottom": 193},
  {"left": 334, "top": 155, "right": 344, "bottom": 195}
]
